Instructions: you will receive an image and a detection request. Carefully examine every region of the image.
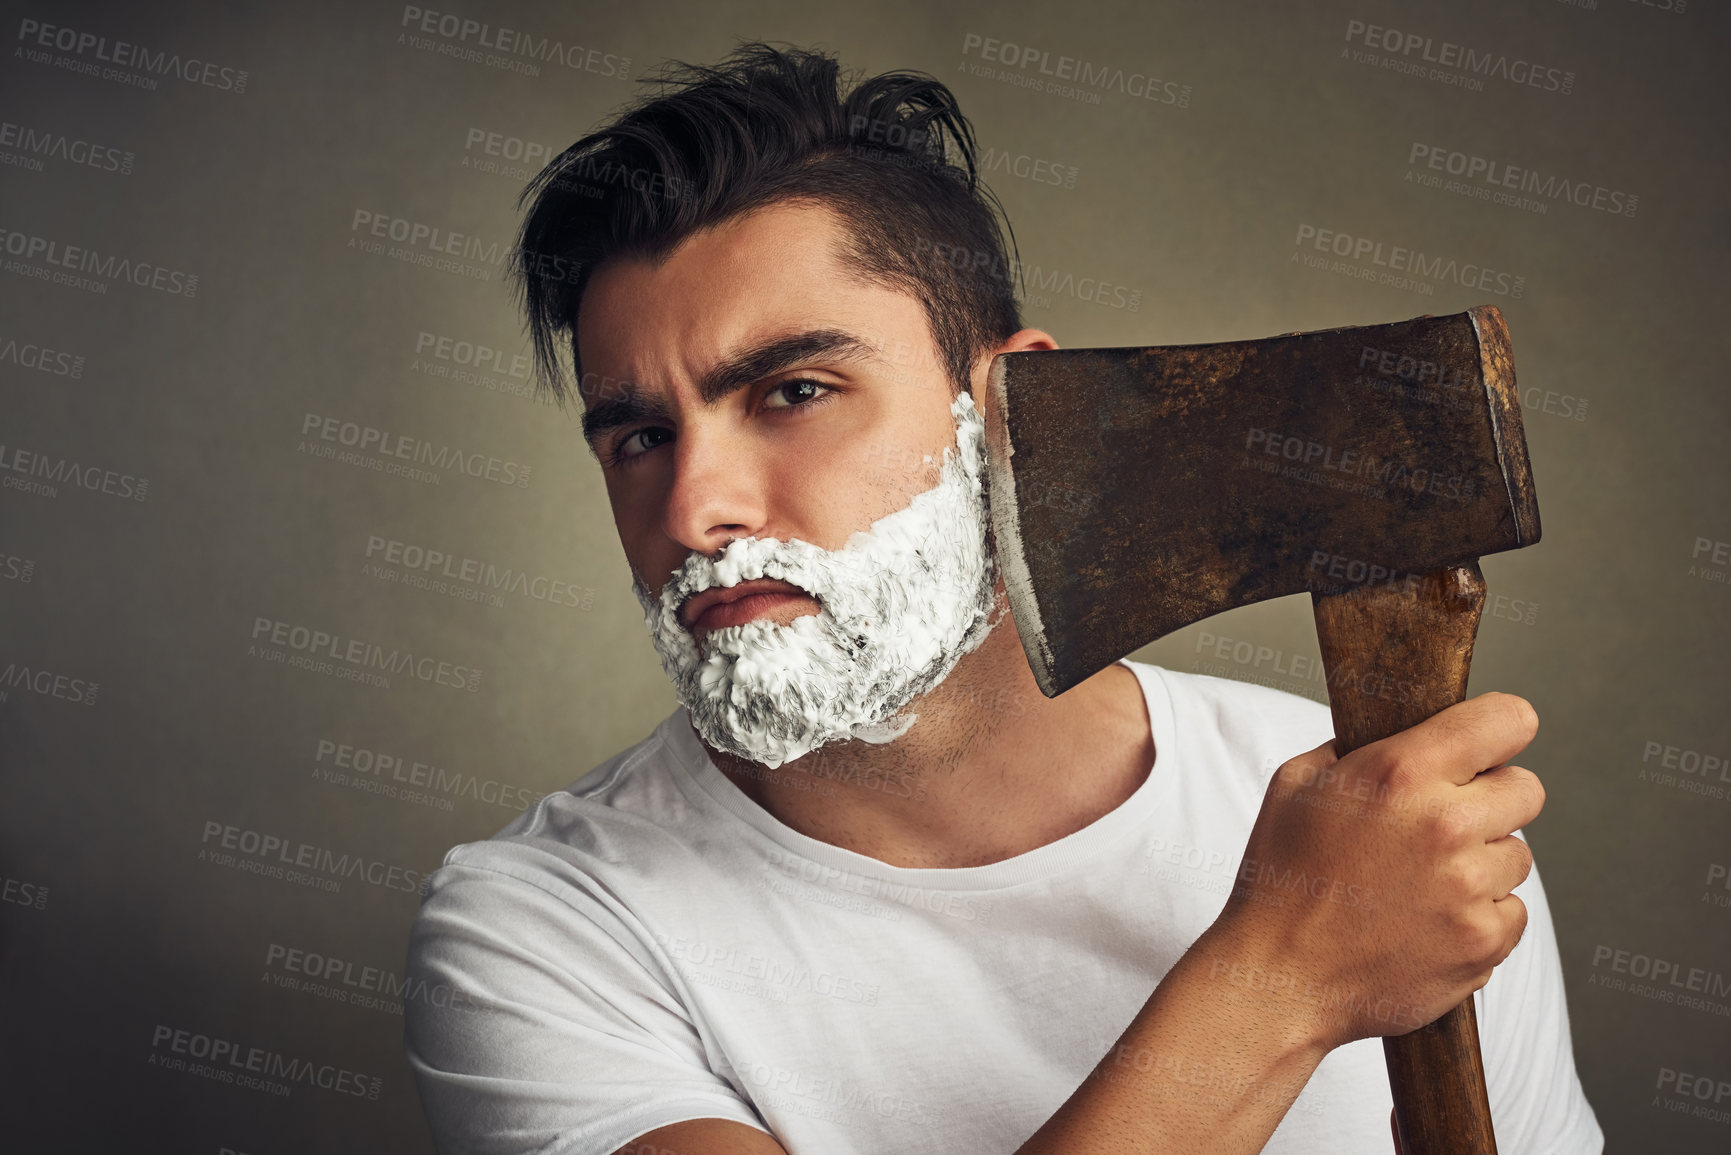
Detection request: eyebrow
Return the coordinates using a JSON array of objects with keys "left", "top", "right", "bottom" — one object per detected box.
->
[{"left": 580, "top": 328, "right": 880, "bottom": 447}]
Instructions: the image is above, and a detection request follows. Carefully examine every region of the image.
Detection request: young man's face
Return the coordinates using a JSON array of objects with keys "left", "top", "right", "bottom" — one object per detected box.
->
[
  {"left": 575, "top": 200, "right": 1050, "bottom": 766},
  {"left": 577, "top": 199, "right": 989, "bottom": 624}
]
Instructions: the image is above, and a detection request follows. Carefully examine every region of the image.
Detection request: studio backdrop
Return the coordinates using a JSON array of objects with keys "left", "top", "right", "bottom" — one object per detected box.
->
[{"left": 1, "top": 0, "right": 1726, "bottom": 1151}]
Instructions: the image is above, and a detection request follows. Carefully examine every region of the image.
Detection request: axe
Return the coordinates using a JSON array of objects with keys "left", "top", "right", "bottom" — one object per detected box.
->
[{"left": 984, "top": 305, "right": 1538, "bottom": 1154}]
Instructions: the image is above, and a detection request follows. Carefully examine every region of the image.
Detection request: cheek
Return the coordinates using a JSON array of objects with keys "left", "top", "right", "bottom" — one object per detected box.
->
[{"left": 772, "top": 438, "right": 934, "bottom": 549}]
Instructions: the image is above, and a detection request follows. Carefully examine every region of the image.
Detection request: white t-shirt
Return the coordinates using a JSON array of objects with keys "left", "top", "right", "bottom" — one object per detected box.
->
[{"left": 404, "top": 661, "right": 1602, "bottom": 1154}]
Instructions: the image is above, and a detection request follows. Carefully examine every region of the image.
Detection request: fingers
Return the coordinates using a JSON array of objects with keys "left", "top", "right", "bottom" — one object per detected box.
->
[
  {"left": 1455, "top": 763, "right": 1546, "bottom": 840},
  {"left": 1373, "top": 692, "right": 1539, "bottom": 787},
  {"left": 1486, "top": 892, "right": 1529, "bottom": 968},
  {"left": 1485, "top": 833, "right": 1535, "bottom": 899}
]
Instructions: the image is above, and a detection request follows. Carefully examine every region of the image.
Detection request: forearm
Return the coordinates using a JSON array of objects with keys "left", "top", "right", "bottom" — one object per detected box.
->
[{"left": 1015, "top": 922, "right": 1331, "bottom": 1155}]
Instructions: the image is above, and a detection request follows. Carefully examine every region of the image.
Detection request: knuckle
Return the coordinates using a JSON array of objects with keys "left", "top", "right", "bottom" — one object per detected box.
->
[
  {"left": 1272, "top": 758, "right": 1315, "bottom": 795},
  {"left": 1440, "top": 861, "right": 1481, "bottom": 908},
  {"left": 1510, "top": 838, "right": 1535, "bottom": 882},
  {"left": 1457, "top": 859, "right": 1491, "bottom": 902},
  {"left": 1489, "top": 916, "right": 1527, "bottom": 967},
  {"left": 1281, "top": 743, "right": 1334, "bottom": 779},
  {"left": 1518, "top": 767, "right": 1548, "bottom": 812},
  {"left": 1373, "top": 748, "right": 1422, "bottom": 792},
  {"left": 1423, "top": 807, "right": 1473, "bottom": 852},
  {"left": 1464, "top": 913, "right": 1506, "bottom": 966},
  {"left": 1495, "top": 692, "right": 1539, "bottom": 739},
  {"left": 1505, "top": 899, "right": 1530, "bottom": 952}
]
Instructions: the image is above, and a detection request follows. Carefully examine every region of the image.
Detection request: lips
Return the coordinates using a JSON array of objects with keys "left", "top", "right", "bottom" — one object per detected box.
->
[{"left": 680, "top": 577, "right": 815, "bottom": 632}]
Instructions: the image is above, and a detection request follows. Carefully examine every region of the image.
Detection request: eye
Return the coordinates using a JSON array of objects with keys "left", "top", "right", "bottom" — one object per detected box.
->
[
  {"left": 762, "top": 379, "right": 834, "bottom": 409},
  {"left": 613, "top": 425, "right": 672, "bottom": 463}
]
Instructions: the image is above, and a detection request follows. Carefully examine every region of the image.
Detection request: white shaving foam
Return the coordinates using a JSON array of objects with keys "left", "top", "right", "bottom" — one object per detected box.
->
[{"left": 633, "top": 392, "right": 998, "bottom": 768}]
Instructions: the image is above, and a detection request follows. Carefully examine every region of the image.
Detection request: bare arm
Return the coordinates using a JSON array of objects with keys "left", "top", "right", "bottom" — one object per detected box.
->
[{"left": 614, "top": 692, "right": 1545, "bottom": 1155}]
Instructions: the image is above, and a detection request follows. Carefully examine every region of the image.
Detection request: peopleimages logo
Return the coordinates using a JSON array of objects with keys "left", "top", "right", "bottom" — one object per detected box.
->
[
  {"left": 0, "top": 552, "right": 38, "bottom": 583},
  {"left": 1654, "top": 1065, "right": 1731, "bottom": 1128},
  {"left": 298, "top": 412, "right": 531, "bottom": 488},
  {"left": 980, "top": 146, "right": 1079, "bottom": 189},
  {"left": 199, "top": 819, "right": 432, "bottom": 896},
  {"left": 248, "top": 616, "right": 484, "bottom": 692},
  {"left": 1407, "top": 142, "right": 1637, "bottom": 217},
  {"left": 313, "top": 737, "right": 544, "bottom": 812},
  {"left": 1293, "top": 223, "right": 1526, "bottom": 299},
  {"left": 2, "top": 873, "right": 48, "bottom": 910},
  {"left": 1244, "top": 427, "right": 1479, "bottom": 503},
  {"left": 1588, "top": 943, "right": 1731, "bottom": 1017},
  {"left": 0, "top": 442, "right": 149, "bottom": 501},
  {"left": 15, "top": 17, "right": 250, "bottom": 92},
  {"left": 0, "top": 227, "right": 197, "bottom": 296},
  {"left": 397, "top": 6, "right": 630, "bottom": 79},
  {"left": 264, "top": 942, "right": 481, "bottom": 1016},
  {"left": 462, "top": 127, "right": 560, "bottom": 172},
  {"left": 147, "top": 1023, "right": 381, "bottom": 1099},
  {"left": 1342, "top": 18, "right": 1575, "bottom": 94},
  {"left": 0, "top": 332, "right": 85, "bottom": 378},
  {"left": 363, "top": 534, "right": 596, "bottom": 610},
  {"left": 0, "top": 118, "right": 134, "bottom": 174},
  {"left": 0, "top": 660, "right": 99, "bottom": 706},
  {"left": 411, "top": 329, "right": 535, "bottom": 400},
  {"left": 909, "top": 238, "right": 1142, "bottom": 312},
  {"left": 960, "top": 33, "right": 1191, "bottom": 107},
  {"left": 350, "top": 209, "right": 519, "bottom": 271}
]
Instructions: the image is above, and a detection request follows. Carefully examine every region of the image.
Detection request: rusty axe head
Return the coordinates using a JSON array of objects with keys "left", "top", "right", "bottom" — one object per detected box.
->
[{"left": 984, "top": 305, "right": 1540, "bottom": 697}]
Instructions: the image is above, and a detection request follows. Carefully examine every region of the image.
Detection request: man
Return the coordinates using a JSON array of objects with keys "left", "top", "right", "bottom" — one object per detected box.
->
[{"left": 404, "top": 44, "right": 1601, "bottom": 1154}]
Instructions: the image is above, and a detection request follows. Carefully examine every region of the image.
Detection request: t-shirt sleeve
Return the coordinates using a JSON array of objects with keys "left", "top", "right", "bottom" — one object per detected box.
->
[
  {"left": 1476, "top": 850, "right": 1604, "bottom": 1154},
  {"left": 404, "top": 850, "right": 771, "bottom": 1155}
]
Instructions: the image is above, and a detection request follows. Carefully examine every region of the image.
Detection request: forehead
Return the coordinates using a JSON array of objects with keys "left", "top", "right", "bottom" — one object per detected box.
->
[{"left": 574, "top": 201, "right": 930, "bottom": 402}]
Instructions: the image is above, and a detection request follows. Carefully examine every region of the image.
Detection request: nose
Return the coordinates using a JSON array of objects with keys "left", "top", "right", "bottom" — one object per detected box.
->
[{"left": 659, "top": 422, "right": 772, "bottom": 560}]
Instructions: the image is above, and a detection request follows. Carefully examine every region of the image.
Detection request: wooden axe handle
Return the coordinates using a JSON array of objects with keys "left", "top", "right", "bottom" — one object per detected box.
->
[{"left": 1312, "top": 562, "right": 1498, "bottom": 1155}]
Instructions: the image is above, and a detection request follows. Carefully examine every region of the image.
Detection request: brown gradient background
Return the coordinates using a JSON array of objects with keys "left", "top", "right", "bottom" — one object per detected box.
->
[{"left": 1, "top": 0, "right": 1725, "bottom": 1151}]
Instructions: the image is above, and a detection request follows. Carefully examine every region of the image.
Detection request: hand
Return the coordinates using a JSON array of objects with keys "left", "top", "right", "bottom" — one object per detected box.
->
[{"left": 1200, "top": 692, "right": 1545, "bottom": 1051}]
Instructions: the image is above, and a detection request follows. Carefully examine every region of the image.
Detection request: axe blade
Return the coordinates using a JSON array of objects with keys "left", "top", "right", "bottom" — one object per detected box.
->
[{"left": 986, "top": 306, "right": 1539, "bottom": 697}]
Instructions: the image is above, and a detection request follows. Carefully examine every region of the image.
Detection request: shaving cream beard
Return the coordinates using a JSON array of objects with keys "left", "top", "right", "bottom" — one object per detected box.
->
[{"left": 632, "top": 392, "right": 997, "bottom": 769}]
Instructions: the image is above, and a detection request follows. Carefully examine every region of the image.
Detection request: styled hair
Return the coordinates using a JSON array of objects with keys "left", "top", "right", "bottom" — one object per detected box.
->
[{"left": 512, "top": 42, "right": 1022, "bottom": 403}]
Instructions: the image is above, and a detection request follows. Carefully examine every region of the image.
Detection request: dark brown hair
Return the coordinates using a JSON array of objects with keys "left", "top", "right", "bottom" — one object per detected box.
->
[{"left": 513, "top": 42, "right": 1023, "bottom": 401}]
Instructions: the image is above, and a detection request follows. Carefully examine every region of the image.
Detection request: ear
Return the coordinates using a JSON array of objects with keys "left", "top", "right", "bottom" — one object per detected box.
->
[{"left": 968, "top": 328, "right": 1058, "bottom": 425}]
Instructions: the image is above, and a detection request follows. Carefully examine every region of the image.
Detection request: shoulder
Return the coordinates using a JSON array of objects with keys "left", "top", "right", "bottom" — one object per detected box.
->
[
  {"left": 430, "top": 708, "right": 712, "bottom": 909},
  {"left": 1131, "top": 659, "right": 1335, "bottom": 757}
]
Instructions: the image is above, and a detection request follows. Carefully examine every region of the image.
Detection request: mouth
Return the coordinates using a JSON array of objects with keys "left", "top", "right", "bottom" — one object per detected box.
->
[{"left": 679, "top": 577, "right": 818, "bottom": 634}]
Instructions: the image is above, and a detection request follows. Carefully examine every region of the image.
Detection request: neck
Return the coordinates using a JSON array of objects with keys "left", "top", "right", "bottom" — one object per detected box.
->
[{"left": 702, "top": 587, "right": 1155, "bottom": 868}]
